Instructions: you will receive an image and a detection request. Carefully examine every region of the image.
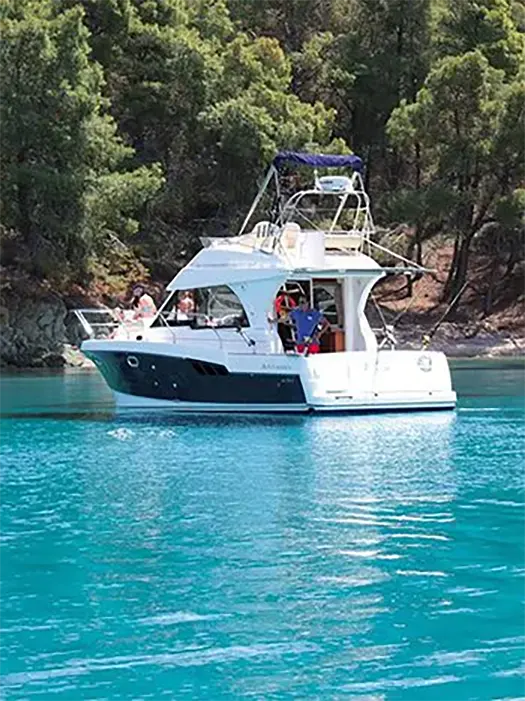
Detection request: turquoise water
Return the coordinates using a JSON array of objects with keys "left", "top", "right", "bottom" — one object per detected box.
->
[{"left": 1, "top": 361, "right": 524, "bottom": 700}]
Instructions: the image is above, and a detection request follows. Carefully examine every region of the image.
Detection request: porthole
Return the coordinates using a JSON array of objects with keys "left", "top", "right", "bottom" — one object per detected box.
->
[{"left": 127, "top": 355, "right": 139, "bottom": 368}]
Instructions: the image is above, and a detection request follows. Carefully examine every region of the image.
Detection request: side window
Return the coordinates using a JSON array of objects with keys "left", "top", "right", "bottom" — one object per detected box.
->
[
  {"left": 152, "top": 287, "right": 249, "bottom": 329},
  {"left": 193, "top": 286, "right": 248, "bottom": 329},
  {"left": 151, "top": 291, "right": 194, "bottom": 327}
]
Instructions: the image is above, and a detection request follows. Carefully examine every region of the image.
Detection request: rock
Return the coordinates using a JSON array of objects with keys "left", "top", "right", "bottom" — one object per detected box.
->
[
  {"left": 0, "top": 287, "right": 68, "bottom": 367},
  {"left": 62, "top": 343, "right": 95, "bottom": 368},
  {"left": 40, "top": 352, "right": 66, "bottom": 368}
]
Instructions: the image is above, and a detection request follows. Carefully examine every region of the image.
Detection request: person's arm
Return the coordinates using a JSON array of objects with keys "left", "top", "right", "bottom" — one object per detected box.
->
[
  {"left": 267, "top": 307, "right": 279, "bottom": 324},
  {"left": 112, "top": 307, "right": 124, "bottom": 322},
  {"left": 287, "top": 309, "right": 298, "bottom": 327},
  {"left": 318, "top": 315, "right": 330, "bottom": 338}
]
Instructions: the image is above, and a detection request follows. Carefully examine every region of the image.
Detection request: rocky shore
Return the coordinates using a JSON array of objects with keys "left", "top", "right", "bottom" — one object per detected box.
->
[
  {"left": 394, "top": 322, "right": 524, "bottom": 359},
  {"left": 0, "top": 284, "right": 92, "bottom": 369},
  {"left": 0, "top": 290, "right": 67, "bottom": 369}
]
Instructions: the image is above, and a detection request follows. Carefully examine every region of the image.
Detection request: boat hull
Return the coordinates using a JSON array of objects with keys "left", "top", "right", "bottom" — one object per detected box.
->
[{"left": 82, "top": 340, "right": 456, "bottom": 414}]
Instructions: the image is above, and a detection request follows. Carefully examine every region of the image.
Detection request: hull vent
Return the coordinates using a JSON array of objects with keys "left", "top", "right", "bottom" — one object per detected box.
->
[{"left": 191, "top": 360, "right": 229, "bottom": 377}]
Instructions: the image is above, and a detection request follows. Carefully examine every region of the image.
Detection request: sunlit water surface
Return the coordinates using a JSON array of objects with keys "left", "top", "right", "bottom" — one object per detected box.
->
[{"left": 1, "top": 360, "right": 524, "bottom": 700}]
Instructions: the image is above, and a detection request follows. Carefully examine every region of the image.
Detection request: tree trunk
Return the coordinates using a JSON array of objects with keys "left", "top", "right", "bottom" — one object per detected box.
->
[
  {"left": 443, "top": 234, "right": 471, "bottom": 304},
  {"left": 443, "top": 234, "right": 461, "bottom": 301},
  {"left": 406, "top": 140, "right": 423, "bottom": 299},
  {"left": 16, "top": 151, "right": 32, "bottom": 244},
  {"left": 504, "top": 240, "right": 521, "bottom": 278},
  {"left": 483, "top": 259, "right": 499, "bottom": 316},
  {"left": 414, "top": 226, "right": 422, "bottom": 266},
  {"left": 364, "top": 147, "right": 372, "bottom": 192}
]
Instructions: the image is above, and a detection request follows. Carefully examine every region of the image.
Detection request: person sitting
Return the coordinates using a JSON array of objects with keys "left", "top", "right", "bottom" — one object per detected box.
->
[
  {"left": 130, "top": 284, "right": 157, "bottom": 321},
  {"left": 176, "top": 290, "right": 195, "bottom": 321},
  {"left": 289, "top": 296, "right": 330, "bottom": 355}
]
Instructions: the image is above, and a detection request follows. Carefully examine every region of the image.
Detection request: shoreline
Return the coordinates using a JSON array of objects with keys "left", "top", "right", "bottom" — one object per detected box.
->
[{"left": 393, "top": 322, "right": 524, "bottom": 360}]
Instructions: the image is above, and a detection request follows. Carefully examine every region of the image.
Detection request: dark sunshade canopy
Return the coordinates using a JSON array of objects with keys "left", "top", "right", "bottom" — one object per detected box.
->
[{"left": 273, "top": 151, "right": 363, "bottom": 171}]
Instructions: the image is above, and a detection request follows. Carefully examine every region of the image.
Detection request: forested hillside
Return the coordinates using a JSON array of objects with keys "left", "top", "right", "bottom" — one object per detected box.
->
[{"left": 1, "top": 0, "right": 524, "bottom": 312}]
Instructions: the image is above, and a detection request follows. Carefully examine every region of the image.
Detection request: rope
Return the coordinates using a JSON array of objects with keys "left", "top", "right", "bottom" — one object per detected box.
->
[
  {"left": 390, "top": 287, "right": 418, "bottom": 326},
  {"left": 371, "top": 295, "right": 389, "bottom": 329},
  {"left": 372, "top": 271, "right": 427, "bottom": 347},
  {"left": 422, "top": 281, "right": 470, "bottom": 349}
]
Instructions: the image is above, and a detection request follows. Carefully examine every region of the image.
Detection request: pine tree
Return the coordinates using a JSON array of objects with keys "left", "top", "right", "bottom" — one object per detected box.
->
[{"left": 0, "top": 0, "right": 163, "bottom": 281}]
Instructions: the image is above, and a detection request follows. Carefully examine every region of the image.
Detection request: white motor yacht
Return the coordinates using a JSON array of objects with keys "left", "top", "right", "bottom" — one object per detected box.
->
[{"left": 78, "top": 151, "right": 456, "bottom": 413}]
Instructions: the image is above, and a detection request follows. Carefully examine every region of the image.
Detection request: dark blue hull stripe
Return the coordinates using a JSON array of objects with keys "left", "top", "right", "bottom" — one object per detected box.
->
[{"left": 86, "top": 350, "right": 307, "bottom": 404}]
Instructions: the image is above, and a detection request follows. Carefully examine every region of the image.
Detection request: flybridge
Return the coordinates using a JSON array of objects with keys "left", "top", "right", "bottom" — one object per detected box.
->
[
  {"left": 200, "top": 151, "right": 428, "bottom": 276},
  {"left": 230, "top": 151, "right": 374, "bottom": 268}
]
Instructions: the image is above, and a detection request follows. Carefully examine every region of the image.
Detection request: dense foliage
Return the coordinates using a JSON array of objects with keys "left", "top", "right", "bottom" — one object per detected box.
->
[{"left": 1, "top": 0, "right": 523, "bottom": 302}]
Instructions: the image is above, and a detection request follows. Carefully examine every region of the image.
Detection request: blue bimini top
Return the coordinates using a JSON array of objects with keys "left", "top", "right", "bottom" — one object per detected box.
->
[{"left": 272, "top": 151, "right": 362, "bottom": 171}]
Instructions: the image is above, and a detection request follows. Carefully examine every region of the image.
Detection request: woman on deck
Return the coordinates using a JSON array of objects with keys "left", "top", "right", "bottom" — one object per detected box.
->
[{"left": 130, "top": 284, "right": 157, "bottom": 321}]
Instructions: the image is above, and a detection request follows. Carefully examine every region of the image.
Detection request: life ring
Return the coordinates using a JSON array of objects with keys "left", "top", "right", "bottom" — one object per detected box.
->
[{"left": 417, "top": 354, "right": 432, "bottom": 372}]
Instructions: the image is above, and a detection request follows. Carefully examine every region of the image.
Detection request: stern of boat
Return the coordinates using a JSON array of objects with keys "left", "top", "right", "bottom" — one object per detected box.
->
[{"left": 301, "top": 349, "right": 456, "bottom": 412}]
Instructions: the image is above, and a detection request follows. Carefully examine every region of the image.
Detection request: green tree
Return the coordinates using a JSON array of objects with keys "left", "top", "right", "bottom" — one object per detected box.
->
[
  {"left": 388, "top": 50, "right": 524, "bottom": 300},
  {"left": 0, "top": 0, "right": 163, "bottom": 282},
  {"left": 52, "top": 0, "right": 135, "bottom": 70},
  {"left": 65, "top": 0, "right": 340, "bottom": 275},
  {"left": 291, "top": 0, "right": 433, "bottom": 190},
  {"left": 227, "top": 0, "right": 336, "bottom": 52},
  {"left": 435, "top": 0, "right": 524, "bottom": 77},
  {"left": 201, "top": 34, "right": 336, "bottom": 218}
]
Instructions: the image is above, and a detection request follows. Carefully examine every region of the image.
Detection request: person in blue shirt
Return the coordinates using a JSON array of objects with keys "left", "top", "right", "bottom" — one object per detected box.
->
[{"left": 289, "top": 297, "right": 330, "bottom": 355}]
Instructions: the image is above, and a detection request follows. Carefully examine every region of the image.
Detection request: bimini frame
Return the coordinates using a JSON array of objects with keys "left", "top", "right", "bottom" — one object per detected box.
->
[
  {"left": 238, "top": 152, "right": 365, "bottom": 238},
  {"left": 236, "top": 150, "right": 427, "bottom": 275}
]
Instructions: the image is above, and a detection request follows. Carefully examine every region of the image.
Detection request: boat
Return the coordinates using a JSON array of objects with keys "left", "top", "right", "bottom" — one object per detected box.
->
[{"left": 77, "top": 151, "right": 457, "bottom": 413}]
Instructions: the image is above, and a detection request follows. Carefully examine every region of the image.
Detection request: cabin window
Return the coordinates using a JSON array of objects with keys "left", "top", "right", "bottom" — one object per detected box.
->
[
  {"left": 152, "top": 286, "right": 249, "bottom": 329},
  {"left": 313, "top": 280, "right": 344, "bottom": 327}
]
